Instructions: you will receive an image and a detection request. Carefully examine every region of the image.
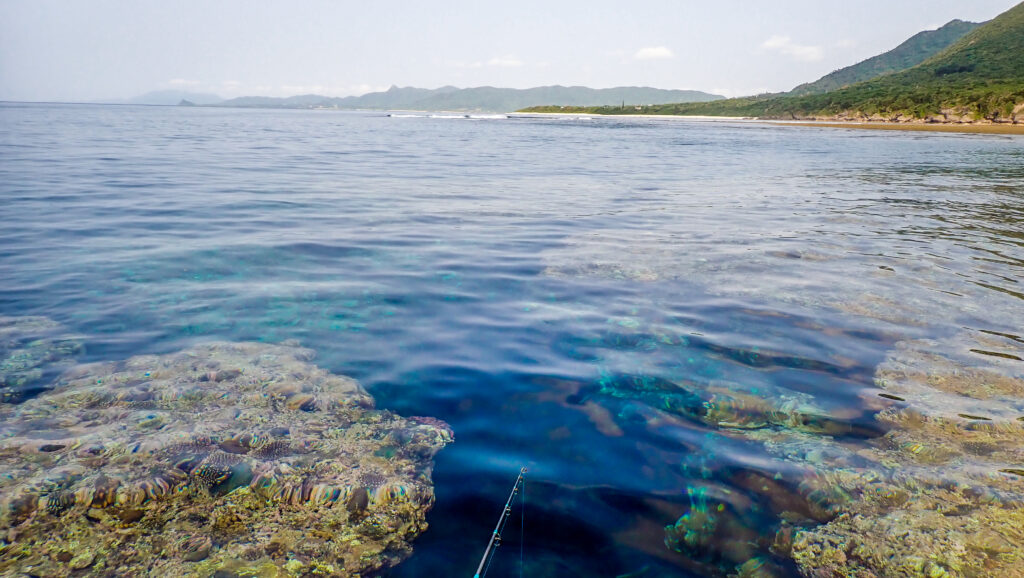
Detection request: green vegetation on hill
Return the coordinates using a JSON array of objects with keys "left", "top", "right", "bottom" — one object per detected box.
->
[
  {"left": 789, "top": 19, "right": 980, "bottom": 95},
  {"left": 523, "top": 3, "right": 1024, "bottom": 122}
]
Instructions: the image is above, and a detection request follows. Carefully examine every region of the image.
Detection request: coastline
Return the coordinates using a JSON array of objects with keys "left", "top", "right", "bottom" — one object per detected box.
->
[
  {"left": 511, "top": 111, "right": 755, "bottom": 121},
  {"left": 515, "top": 111, "right": 1024, "bottom": 135},
  {"left": 769, "top": 120, "right": 1024, "bottom": 135}
]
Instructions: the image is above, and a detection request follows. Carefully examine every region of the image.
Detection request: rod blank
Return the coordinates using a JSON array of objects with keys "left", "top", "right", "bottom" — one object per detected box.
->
[{"left": 473, "top": 467, "right": 527, "bottom": 578}]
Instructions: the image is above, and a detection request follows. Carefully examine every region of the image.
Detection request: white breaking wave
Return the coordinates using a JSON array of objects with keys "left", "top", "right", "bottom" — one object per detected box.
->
[{"left": 390, "top": 113, "right": 508, "bottom": 120}]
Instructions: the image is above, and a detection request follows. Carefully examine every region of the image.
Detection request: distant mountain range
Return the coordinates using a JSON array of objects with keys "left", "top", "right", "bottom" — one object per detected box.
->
[
  {"left": 525, "top": 2, "right": 1024, "bottom": 123},
  {"left": 123, "top": 90, "right": 225, "bottom": 106},
  {"left": 126, "top": 85, "right": 722, "bottom": 112},
  {"left": 787, "top": 19, "right": 981, "bottom": 96}
]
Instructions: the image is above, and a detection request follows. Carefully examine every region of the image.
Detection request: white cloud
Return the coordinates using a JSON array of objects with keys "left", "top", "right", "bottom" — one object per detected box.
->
[
  {"left": 760, "top": 35, "right": 824, "bottom": 62},
  {"left": 167, "top": 78, "right": 200, "bottom": 86},
  {"left": 634, "top": 46, "right": 674, "bottom": 60},
  {"left": 487, "top": 56, "right": 524, "bottom": 68}
]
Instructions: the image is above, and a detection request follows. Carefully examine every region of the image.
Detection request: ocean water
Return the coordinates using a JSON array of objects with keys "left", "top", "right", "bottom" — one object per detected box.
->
[{"left": 2, "top": 102, "right": 1023, "bottom": 576}]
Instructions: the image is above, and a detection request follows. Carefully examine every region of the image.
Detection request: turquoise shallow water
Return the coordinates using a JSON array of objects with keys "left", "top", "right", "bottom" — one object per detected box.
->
[{"left": 2, "top": 103, "right": 1023, "bottom": 576}]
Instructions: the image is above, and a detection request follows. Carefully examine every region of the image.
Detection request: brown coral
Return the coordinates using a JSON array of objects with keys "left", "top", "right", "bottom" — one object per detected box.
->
[{"left": 0, "top": 341, "right": 452, "bottom": 577}]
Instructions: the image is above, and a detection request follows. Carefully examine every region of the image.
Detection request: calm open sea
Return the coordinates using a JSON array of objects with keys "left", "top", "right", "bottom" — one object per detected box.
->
[{"left": 2, "top": 103, "right": 1023, "bottom": 576}]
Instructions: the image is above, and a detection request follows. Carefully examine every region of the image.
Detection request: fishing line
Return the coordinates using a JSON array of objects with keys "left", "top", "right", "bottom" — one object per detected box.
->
[
  {"left": 473, "top": 467, "right": 527, "bottom": 578},
  {"left": 519, "top": 472, "right": 525, "bottom": 578}
]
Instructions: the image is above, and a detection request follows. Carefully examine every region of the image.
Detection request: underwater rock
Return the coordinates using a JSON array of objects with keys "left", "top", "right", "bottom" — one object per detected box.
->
[
  {"left": 788, "top": 334, "right": 1024, "bottom": 577},
  {"left": 870, "top": 334, "right": 1024, "bottom": 478},
  {"left": 731, "top": 557, "right": 784, "bottom": 578},
  {"left": 0, "top": 316, "right": 83, "bottom": 403},
  {"left": 792, "top": 504, "right": 1024, "bottom": 577},
  {"left": 0, "top": 341, "right": 452, "bottom": 577},
  {"left": 541, "top": 231, "right": 665, "bottom": 283},
  {"left": 702, "top": 387, "right": 818, "bottom": 432},
  {"left": 539, "top": 228, "right": 1017, "bottom": 336},
  {"left": 828, "top": 292, "right": 930, "bottom": 328},
  {"left": 664, "top": 485, "right": 767, "bottom": 575},
  {"left": 875, "top": 336, "right": 1024, "bottom": 421},
  {"left": 654, "top": 330, "right": 1024, "bottom": 576},
  {"left": 178, "top": 534, "right": 213, "bottom": 562}
]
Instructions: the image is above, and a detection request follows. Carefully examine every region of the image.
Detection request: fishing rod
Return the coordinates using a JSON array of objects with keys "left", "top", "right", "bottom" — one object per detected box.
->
[{"left": 473, "top": 467, "right": 527, "bottom": 578}]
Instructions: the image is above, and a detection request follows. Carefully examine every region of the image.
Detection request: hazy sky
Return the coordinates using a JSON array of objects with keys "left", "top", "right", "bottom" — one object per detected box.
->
[{"left": 1, "top": 0, "right": 1018, "bottom": 102}]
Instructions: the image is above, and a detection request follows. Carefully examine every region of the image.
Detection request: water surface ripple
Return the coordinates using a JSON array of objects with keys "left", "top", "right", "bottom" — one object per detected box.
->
[{"left": 2, "top": 103, "right": 1023, "bottom": 576}]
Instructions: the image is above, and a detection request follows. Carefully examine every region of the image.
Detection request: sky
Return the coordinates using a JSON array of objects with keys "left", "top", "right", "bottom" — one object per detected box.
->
[{"left": 0, "top": 0, "right": 1019, "bottom": 102}]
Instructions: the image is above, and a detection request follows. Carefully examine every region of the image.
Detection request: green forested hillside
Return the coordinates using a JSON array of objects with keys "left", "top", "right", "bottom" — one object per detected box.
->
[
  {"left": 524, "top": 3, "right": 1024, "bottom": 121},
  {"left": 788, "top": 19, "right": 980, "bottom": 95}
]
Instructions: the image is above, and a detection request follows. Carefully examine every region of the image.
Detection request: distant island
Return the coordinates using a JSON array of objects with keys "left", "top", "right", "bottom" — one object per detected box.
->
[
  {"left": 129, "top": 85, "right": 723, "bottom": 113},
  {"left": 521, "top": 3, "right": 1024, "bottom": 125},
  {"left": 124, "top": 90, "right": 224, "bottom": 106}
]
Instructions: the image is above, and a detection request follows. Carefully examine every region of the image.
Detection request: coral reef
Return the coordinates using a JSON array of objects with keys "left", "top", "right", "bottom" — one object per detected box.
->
[
  {"left": 792, "top": 494, "right": 1024, "bottom": 576},
  {"left": 787, "top": 334, "right": 1024, "bottom": 577},
  {"left": 648, "top": 329, "right": 1024, "bottom": 577},
  {"left": 0, "top": 341, "right": 452, "bottom": 577},
  {"left": 539, "top": 227, "right": 1024, "bottom": 335},
  {"left": 0, "top": 316, "right": 83, "bottom": 403},
  {"left": 874, "top": 336, "right": 1024, "bottom": 420},
  {"left": 541, "top": 231, "right": 666, "bottom": 283},
  {"left": 664, "top": 486, "right": 763, "bottom": 570}
]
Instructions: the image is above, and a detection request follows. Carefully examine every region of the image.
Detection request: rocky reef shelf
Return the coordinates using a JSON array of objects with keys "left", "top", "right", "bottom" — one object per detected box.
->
[
  {"left": 0, "top": 332, "right": 452, "bottom": 577},
  {"left": 656, "top": 330, "right": 1024, "bottom": 577}
]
